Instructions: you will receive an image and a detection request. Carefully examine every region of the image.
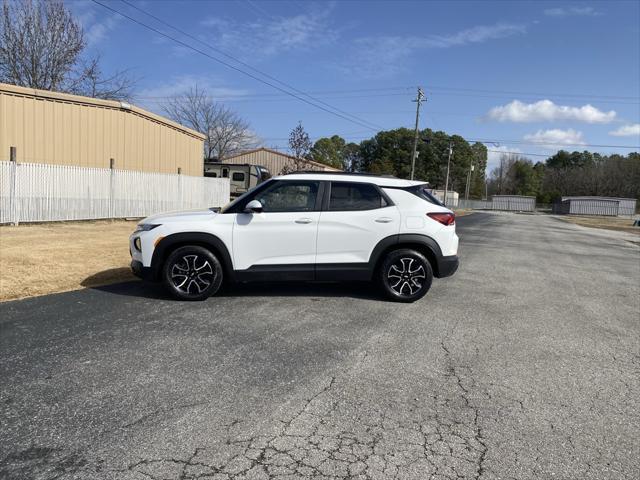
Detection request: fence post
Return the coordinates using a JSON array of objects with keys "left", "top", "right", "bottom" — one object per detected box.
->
[
  {"left": 8, "top": 147, "right": 18, "bottom": 226},
  {"left": 177, "top": 167, "right": 182, "bottom": 210},
  {"left": 109, "top": 158, "right": 115, "bottom": 220}
]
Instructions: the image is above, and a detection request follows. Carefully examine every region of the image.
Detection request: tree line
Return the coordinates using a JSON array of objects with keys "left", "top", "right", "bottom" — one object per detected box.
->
[
  {"left": 487, "top": 151, "right": 640, "bottom": 203},
  {"left": 295, "top": 125, "right": 639, "bottom": 202},
  {"left": 300, "top": 128, "right": 488, "bottom": 198}
]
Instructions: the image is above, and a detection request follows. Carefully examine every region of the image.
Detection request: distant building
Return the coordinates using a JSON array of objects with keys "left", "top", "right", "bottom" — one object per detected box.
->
[
  {"left": 431, "top": 189, "right": 459, "bottom": 207},
  {"left": 0, "top": 82, "right": 205, "bottom": 176},
  {"left": 556, "top": 196, "right": 637, "bottom": 217},
  {"left": 219, "top": 147, "right": 341, "bottom": 175},
  {"left": 491, "top": 195, "right": 536, "bottom": 212}
]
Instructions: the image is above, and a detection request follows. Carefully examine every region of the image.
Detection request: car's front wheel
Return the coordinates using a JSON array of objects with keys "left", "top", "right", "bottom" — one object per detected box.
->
[
  {"left": 162, "top": 246, "right": 223, "bottom": 301},
  {"left": 379, "top": 249, "right": 433, "bottom": 302}
]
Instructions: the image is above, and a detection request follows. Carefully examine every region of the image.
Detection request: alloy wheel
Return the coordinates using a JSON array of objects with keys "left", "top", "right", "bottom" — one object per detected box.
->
[
  {"left": 387, "top": 257, "right": 426, "bottom": 296},
  {"left": 170, "top": 254, "right": 214, "bottom": 295}
]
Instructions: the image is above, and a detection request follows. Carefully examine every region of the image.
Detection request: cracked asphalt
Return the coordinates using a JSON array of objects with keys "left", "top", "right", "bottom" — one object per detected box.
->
[{"left": 1, "top": 213, "right": 639, "bottom": 480}]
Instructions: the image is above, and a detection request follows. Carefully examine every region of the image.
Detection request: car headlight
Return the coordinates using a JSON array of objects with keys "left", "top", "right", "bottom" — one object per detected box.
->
[{"left": 134, "top": 224, "right": 161, "bottom": 233}]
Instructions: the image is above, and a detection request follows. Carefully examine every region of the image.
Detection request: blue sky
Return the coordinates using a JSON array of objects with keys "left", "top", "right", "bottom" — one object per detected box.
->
[{"left": 72, "top": 0, "right": 640, "bottom": 171}]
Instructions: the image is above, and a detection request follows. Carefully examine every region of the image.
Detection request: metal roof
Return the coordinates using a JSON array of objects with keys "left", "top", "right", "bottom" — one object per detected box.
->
[{"left": 222, "top": 147, "right": 342, "bottom": 171}]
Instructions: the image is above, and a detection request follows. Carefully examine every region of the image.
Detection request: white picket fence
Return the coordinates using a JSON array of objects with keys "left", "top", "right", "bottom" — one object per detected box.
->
[{"left": 0, "top": 161, "right": 230, "bottom": 224}]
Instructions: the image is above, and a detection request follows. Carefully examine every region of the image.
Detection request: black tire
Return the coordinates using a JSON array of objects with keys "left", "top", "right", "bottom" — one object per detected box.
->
[
  {"left": 162, "top": 246, "right": 223, "bottom": 301},
  {"left": 378, "top": 249, "right": 433, "bottom": 303}
]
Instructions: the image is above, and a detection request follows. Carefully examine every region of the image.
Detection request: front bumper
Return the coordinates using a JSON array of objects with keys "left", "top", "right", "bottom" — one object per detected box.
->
[
  {"left": 131, "top": 259, "right": 154, "bottom": 281},
  {"left": 435, "top": 255, "right": 459, "bottom": 278}
]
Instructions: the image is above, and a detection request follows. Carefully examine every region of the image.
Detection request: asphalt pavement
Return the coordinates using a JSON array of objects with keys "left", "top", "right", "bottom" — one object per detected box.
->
[{"left": 1, "top": 213, "right": 639, "bottom": 480}]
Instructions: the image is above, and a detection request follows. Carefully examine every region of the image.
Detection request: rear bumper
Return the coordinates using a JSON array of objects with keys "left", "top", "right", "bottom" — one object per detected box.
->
[
  {"left": 131, "top": 260, "right": 154, "bottom": 281},
  {"left": 435, "top": 255, "right": 459, "bottom": 278}
]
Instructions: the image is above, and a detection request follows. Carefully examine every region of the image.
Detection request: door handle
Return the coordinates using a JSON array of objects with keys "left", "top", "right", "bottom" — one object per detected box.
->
[
  {"left": 375, "top": 217, "right": 393, "bottom": 223},
  {"left": 295, "top": 218, "right": 313, "bottom": 224}
]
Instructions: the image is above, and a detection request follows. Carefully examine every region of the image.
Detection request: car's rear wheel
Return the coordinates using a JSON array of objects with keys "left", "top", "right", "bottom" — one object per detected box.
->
[
  {"left": 162, "top": 246, "right": 223, "bottom": 301},
  {"left": 379, "top": 249, "right": 433, "bottom": 302}
]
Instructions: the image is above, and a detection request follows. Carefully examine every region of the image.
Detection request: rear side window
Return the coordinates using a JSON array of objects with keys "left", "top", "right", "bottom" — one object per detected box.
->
[
  {"left": 232, "top": 172, "right": 245, "bottom": 181},
  {"left": 329, "top": 182, "right": 388, "bottom": 211},
  {"left": 407, "top": 185, "right": 445, "bottom": 206}
]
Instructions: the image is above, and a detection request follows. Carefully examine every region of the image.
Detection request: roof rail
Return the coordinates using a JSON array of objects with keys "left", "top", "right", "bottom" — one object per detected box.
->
[{"left": 284, "top": 170, "right": 398, "bottom": 178}]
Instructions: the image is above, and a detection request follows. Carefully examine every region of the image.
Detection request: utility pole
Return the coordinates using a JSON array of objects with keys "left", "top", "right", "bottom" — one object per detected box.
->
[
  {"left": 410, "top": 87, "right": 425, "bottom": 180},
  {"left": 465, "top": 163, "right": 474, "bottom": 200},
  {"left": 443, "top": 142, "right": 453, "bottom": 206}
]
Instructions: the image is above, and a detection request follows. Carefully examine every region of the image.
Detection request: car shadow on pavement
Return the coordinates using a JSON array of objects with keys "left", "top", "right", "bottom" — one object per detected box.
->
[{"left": 85, "top": 273, "right": 382, "bottom": 301}]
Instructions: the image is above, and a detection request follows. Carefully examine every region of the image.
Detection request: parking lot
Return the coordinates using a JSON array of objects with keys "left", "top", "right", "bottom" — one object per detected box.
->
[{"left": 1, "top": 213, "right": 638, "bottom": 480}]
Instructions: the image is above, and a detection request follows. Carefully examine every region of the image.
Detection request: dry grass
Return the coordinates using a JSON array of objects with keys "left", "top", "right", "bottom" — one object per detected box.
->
[
  {"left": 558, "top": 215, "right": 640, "bottom": 235},
  {"left": 0, "top": 220, "right": 139, "bottom": 302}
]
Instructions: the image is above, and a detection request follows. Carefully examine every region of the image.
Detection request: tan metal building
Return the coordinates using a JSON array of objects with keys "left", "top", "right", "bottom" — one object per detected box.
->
[
  {"left": 0, "top": 83, "right": 205, "bottom": 176},
  {"left": 221, "top": 147, "right": 342, "bottom": 175}
]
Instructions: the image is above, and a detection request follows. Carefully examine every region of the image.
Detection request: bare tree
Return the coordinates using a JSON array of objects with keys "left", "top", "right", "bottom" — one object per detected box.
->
[
  {"left": 285, "top": 122, "right": 312, "bottom": 172},
  {"left": 162, "top": 86, "right": 257, "bottom": 160},
  {"left": 0, "top": 0, "right": 134, "bottom": 100},
  {"left": 69, "top": 56, "right": 136, "bottom": 101},
  {"left": 209, "top": 107, "right": 258, "bottom": 160}
]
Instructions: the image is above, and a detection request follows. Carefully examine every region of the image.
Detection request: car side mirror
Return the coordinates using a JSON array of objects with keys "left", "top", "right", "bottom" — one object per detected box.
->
[{"left": 243, "top": 199, "right": 263, "bottom": 214}]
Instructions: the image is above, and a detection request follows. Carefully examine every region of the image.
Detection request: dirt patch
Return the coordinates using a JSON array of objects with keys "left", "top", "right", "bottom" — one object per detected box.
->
[
  {"left": 0, "top": 220, "right": 139, "bottom": 302},
  {"left": 557, "top": 215, "right": 640, "bottom": 235}
]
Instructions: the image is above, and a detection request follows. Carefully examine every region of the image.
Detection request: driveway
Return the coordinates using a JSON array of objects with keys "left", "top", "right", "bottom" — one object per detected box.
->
[{"left": 1, "top": 213, "right": 638, "bottom": 480}]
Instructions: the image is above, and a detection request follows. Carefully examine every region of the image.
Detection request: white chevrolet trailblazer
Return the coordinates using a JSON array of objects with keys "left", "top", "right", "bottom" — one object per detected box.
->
[{"left": 130, "top": 172, "right": 459, "bottom": 302}]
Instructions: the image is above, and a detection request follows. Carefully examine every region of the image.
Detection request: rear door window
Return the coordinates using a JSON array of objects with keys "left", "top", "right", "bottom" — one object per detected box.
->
[{"left": 329, "top": 182, "right": 388, "bottom": 211}]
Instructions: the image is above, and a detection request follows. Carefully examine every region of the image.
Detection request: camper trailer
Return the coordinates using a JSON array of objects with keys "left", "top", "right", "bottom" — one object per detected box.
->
[{"left": 204, "top": 163, "right": 271, "bottom": 197}]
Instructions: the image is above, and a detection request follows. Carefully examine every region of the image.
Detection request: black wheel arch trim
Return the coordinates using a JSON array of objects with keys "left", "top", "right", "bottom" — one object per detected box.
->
[
  {"left": 151, "top": 232, "right": 234, "bottom": 281},
  {"left": 369, "top": 233, "right": 455, "bottom": 278}
]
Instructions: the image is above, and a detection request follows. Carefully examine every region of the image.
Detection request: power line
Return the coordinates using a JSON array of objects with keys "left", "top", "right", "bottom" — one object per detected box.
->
[
  {"left": 132, "top": 83, "right": 640, "bottom": 101},
  {"left": 486, "top": 150, "right": 549, "bottom": 158},
  {"left": 261, "top": 144, "right": 552, "bottom": 159},
  {"left": 137, "top": 86, "right": 415, "bottom": 97},
  {"left": 466, "top": 138, "right": 640, "bottom": 149},
  {"left": 424, "top": 85, "right": 640, "bottom": 101},
  {"left": 131, "top": 90, "right": 639, "bottom": 105},
  {"left": 116, "top": 0, "right": 384, "bottom": 131},
  {"left": 90, "top": 0, "right": 379, "bottom": 132},
  {"left": 262, "top": 132, "right": 640, "bottom": 150}
]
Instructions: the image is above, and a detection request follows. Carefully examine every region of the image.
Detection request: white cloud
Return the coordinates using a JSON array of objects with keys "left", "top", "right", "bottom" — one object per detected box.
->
[
  {"left": 486, "top": 100, "right": 616, "bottom": 124},
  {"left": 523, "top": 129, "right": 586, "bottom": 147},
  {"left": 345, "top": 23, "right": 526, "bottom": 78},
  {"left": 85, "top": 15, "right": 120, "bottom": 47},
  {"left": 544, "top": 7, "right": 601, "bottom": 17},
  {"left": 71, "top": 2, "right": 120, "bottom": 48},
  {"left": 200, "top": 5, "right": 338, "bottom": 58},
  {"left": 609, "top": 124, "right": 640, "bottom": 137}
]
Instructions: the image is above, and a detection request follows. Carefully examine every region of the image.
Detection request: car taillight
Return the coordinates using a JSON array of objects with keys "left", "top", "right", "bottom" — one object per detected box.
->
[{"left": 427, "top": 212, "right": 455, "bottom": 226}]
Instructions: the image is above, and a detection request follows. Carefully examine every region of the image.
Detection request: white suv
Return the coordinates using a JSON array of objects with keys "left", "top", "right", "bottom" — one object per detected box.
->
[{"left": 130, "top": 173, "right": 459, "bottom": 302}]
